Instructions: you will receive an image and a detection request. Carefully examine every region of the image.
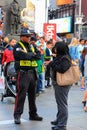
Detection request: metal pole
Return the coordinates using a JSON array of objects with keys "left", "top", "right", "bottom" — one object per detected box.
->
[
  {"left": 45, "top": 0, "right": 47, "bottom": 23},
  {"left": 78, "top": 0, "right": 82, "bottom": 39},
  {"left": 45, "top": 0, "right": 49, "bottom": 23},
  {"left": 73, "top": 1, "right": 76, "bottom": 36}
]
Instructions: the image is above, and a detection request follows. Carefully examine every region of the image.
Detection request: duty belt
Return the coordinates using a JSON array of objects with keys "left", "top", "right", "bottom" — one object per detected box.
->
[{"left": 19, "top": 69, "right": 34, "bottom": 73}]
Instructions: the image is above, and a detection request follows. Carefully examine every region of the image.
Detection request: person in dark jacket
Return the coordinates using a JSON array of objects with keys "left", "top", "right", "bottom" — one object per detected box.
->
[
  {"left": 44, "top": 40, "right": 53, "bottom": 88},
  {"left": 2, "top": 38, "right": 17, "bottom": 76},
  {"left": 50, "top": 41, "right": 71, "bottom": 130},
  {"left": 13, "top": 28, "right": 43, "bottom": 124}
]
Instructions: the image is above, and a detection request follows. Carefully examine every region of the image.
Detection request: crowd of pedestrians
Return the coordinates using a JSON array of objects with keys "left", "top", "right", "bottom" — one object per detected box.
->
[
  {"left": 1, "top": 29, "right": 87, "bottom": 130},
  {"left": 69, "top": 37, "right": 87, "bottom": 112}
]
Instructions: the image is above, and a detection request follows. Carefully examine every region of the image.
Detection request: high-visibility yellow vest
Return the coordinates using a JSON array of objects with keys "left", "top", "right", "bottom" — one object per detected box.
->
[
  {"left": 44, "top": 49, "right": 52, "bottom": 59},
  {"left": 18, "top": 42, "right": 37, "bottom": 67}
]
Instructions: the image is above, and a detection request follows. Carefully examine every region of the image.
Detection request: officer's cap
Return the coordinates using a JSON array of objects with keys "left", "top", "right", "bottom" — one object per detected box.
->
[{"left": 20, "top": 28, "right": 32, "bottom": 36}]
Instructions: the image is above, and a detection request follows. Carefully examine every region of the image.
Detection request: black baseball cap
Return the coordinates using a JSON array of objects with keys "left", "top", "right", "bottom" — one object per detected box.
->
[{"left": 30, "top": 36, "right": 37, "bottom": 41}]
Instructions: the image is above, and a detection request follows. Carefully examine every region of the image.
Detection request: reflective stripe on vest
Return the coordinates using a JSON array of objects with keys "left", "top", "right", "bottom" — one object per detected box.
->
[
  {"left": 18, "top": 42, "right": 27, "bottom": 52},
  {"left": 44, "top": 49, "right": 52, "bottom": 59},
  {"left": 18, "top": 42, "right": 37, "bottom": 67}
]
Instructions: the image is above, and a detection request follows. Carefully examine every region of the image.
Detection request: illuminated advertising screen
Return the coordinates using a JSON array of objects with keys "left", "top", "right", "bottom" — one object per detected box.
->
[
  {"left": 56, "top": 0, "right": 73, "bottom": 6},
  {"left": 49, "top": 17, "right": 72, "bottom": 34}
]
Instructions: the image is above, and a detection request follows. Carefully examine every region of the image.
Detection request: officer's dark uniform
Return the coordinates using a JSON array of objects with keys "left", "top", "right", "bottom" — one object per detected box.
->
[{"left": 13, "top": 29, "right": 43, "bottom": 124}]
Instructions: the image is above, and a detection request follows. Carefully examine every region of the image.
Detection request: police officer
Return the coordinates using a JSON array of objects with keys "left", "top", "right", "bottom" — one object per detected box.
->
[{"left": 13, "top": 28, "right": 43, "bottom": 124}]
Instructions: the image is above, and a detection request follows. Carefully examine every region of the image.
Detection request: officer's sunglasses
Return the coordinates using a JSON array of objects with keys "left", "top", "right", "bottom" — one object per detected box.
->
[{"left": 25, "top": 36, "right": 30, "bottom": 38}]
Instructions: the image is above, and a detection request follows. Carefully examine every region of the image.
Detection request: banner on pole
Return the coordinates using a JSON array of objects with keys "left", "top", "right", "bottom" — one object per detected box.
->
[{"left": 43, "top": 23, "right": 56, "bottom": 41}]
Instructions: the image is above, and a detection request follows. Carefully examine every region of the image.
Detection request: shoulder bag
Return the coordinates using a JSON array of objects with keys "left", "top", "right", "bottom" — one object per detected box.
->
[{"left": 56, "top": 57, "right": 80, "bottom": 86}]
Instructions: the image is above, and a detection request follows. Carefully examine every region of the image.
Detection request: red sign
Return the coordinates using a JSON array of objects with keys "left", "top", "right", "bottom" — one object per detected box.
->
[{"left": 43, "top": 23, "right": 56, "bottom": 41}]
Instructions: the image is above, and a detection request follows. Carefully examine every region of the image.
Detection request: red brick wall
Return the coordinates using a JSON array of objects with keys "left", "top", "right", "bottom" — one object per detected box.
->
[{"left": 82, "top": 0, "right": 87, "bottom": 20}]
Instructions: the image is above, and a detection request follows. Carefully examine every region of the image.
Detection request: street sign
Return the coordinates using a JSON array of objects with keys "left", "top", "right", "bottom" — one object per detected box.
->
[{"left": 75, "top": 16, "right": 83, "bottom": 24}]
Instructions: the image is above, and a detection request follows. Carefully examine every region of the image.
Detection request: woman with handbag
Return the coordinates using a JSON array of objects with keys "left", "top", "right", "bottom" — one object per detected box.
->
[{"left": 49, "top": 41, "right": 71, "bottom": 130}]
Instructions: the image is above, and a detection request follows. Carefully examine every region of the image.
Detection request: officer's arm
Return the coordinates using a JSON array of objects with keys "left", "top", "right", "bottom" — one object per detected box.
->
[
  {"left": 32, "top": 45, "right": 41, "bottom": 60},
  {"left": 13, "top": 45, "right": 35, "bottom": 60}
]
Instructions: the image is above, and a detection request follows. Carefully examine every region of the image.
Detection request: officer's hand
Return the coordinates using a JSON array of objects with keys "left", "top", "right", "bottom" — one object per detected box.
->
[{"left": 21, "top": 49, "right": 27, "bottom": 53}]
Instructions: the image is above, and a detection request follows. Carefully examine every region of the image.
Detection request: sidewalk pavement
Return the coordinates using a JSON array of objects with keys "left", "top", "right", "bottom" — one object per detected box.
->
[{"left": 0, "top": 85, "right": 87, "bottom": 130}]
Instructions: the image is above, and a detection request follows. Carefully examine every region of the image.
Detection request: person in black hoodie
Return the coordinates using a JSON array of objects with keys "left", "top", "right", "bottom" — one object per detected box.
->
[{"left": 50, "top": 41, "right": 71, "bottom": 130}]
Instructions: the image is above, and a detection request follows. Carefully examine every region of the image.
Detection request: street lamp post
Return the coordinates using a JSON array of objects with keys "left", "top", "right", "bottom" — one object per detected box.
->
[
  {"left": 78, "top": 0, "right": 82, "bottom": 39},
  {"left": 45, "top": 0, "right": 49, "bottom": 23}
]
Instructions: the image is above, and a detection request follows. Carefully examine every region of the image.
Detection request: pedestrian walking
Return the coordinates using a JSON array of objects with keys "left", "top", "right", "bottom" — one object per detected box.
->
[
  {"left": 80, "top": 47, "right": 87, "bottom": 90},
  {"left": 76, "top": 39, "right": 85, "bottom": 89},
  {"left": 69, "top": 37, "right": 79, "bottom": 62},
  {"left": 44, "top": 40, "right": 53, "bottom": 88},
  {"left": 82, "top": 47, "right": 87, "bottom": 110}
]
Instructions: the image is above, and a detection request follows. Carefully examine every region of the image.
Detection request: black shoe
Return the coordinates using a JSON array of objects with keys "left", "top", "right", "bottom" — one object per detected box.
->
[
  {"left": 52, "top": 126, "right": 59, "bottom": 130},
  {"left": 52, "top": 126, "right": 66, "bottom": 130},
  {"left": 47, "top": 85, "right": 51, "bottom": 87},
  {"left": 75, "top": 82, "right": 78, "bottom": 85},
  {"left": 29, "top": 114, "right": 43, "bottom": 121},
  {"left": 14, "top": 117, "right": 21, "bottom": 124},
  {"left": 51, "top": 120, "right": 58, "bottom": 125},
  {"left": 82, "top": 101, "right": 86, "bottom": 107},
  {"left": 45, "top": 85, "right": 51, "bottom": 88},
  {"left": 45, "top": 85, "right": 48, "bottom": 88}
]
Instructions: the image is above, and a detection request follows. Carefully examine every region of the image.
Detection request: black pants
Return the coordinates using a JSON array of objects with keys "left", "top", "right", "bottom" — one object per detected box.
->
[
  {"left": 52, "top": 80, "right": 71, "bottom": 128},
  {"left": 14, "top": 69, "right": 37, "bottom": 118}
]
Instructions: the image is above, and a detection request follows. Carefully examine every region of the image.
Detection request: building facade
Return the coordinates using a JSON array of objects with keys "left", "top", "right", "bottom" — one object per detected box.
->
[
  {"left": 48, "top": 0, "right": 87, "bottom": 39},
  {"left": 0, "top": 0, "right": 87, "bottom": 38}
]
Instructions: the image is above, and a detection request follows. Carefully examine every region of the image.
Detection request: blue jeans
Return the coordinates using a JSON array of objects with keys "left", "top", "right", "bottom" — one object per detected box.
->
[
  {"left": 84, "top": 77, "right": 87, "bottom": 88},
  {"left": 37, "top": 73, "right": 43, "bottom": 93}
]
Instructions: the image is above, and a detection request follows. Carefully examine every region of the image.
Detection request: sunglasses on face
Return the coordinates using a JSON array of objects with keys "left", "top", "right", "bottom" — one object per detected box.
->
[
  {"left": 25, "top": 36, "right": 30, "bottom": 38},
  {"left": 21, "top": 35, "right": 30, "bottom": 38}
]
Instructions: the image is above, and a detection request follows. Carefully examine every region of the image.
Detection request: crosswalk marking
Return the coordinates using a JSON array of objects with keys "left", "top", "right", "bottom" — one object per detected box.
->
[{"left": 0, "top": 119, "right": 27, "bottom": 125}]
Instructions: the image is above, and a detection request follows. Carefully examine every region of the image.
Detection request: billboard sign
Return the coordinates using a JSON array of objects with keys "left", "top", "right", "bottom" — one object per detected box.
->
[
  {"left": 49, "top": 17, "right": 72, "bottom": 34},
  {"left": 43, "top": 23, "right": 56, "bottom": 41}
]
